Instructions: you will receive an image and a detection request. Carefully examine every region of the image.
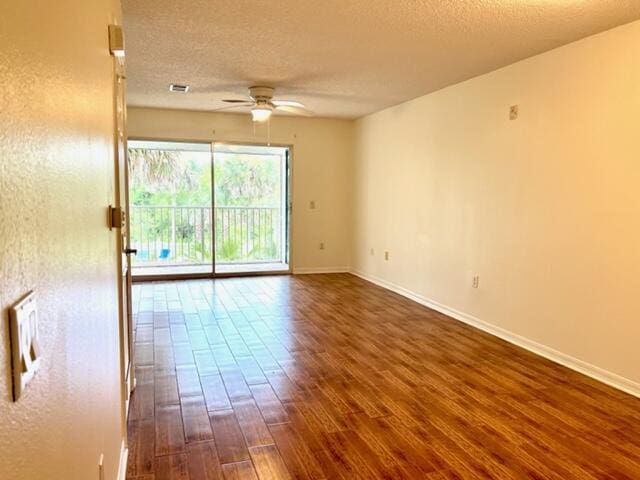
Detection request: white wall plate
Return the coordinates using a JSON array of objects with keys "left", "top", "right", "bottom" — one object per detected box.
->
[{"left": 9, "top": 291, "right": 41, "bottom": 401}]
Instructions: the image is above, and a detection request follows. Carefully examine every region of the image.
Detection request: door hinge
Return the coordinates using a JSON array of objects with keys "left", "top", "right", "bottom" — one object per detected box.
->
[{"left": 108, "top": 205, "right": 125, "bottom": 230}]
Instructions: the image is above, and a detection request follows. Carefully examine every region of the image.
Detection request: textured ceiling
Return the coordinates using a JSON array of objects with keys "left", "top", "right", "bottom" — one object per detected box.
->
[{"left": 123, "top": 0, "right": 640, "bottom": 119}]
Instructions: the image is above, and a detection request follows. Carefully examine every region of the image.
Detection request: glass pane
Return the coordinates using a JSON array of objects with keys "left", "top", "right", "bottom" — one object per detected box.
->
[
  {"left": 128, "top": 140, "right": 213, "bottom": 277},
  {"left": 214, "top": 144, "right": 289, "bottom": 274}
]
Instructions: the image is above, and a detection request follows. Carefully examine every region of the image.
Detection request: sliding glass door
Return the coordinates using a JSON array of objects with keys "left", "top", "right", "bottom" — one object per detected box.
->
[
  {"left": 127, "top": 140, "right": 290, "bottom": 278},
  {"left": 213, "top": 143, "right": 290, "bottom": 274},
  {"left": 128, "top": 140, "right": 213, "bottom": 277}
]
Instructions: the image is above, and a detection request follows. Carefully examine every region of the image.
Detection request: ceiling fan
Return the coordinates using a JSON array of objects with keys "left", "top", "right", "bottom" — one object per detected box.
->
[{"left": 218, "top": 86, "right": 312, "bottom": 122}]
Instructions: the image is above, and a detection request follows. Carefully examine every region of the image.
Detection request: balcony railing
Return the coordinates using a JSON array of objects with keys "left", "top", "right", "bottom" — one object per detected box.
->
[{"left": 129, "top": 205, "right": 281, "bottom": 266}]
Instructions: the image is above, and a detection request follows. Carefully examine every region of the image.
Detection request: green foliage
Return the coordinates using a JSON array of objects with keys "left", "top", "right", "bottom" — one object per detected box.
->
[
  {"left": 129, "top": 149, "right": 197, "bottom": 195},
  {"left": 217, "top": 236, "right": 242, "bottom": 261},
  {"left": 128, "top": 147, "right": 283, "bottom": 265},
  {"left": 214, "top": 153, "right": 280, "bottom": 206}
]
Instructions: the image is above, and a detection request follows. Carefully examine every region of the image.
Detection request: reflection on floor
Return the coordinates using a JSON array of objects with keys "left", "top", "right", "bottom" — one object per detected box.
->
[
  {"left": 127, "top": 274, "right": 640, "bottom": 479},
  {"left": 132, "top": 262, "right": 289, "bottom": 278}
]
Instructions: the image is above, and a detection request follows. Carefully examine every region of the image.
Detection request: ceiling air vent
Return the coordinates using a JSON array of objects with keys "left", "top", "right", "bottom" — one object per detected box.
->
[{"left": 169, "top": 84, "right": 189, "bottom": 93}]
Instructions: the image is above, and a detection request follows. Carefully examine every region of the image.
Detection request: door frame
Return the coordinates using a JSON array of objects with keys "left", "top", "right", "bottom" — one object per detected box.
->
[
  {"left": 127, "top": 136, "right": 294, "bottom": 282},
  {"left": 112, "top": 50, "right": 134, "bottom": 439}
]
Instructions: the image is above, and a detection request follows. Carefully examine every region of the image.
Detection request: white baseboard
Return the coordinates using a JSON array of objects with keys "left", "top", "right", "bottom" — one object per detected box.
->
[
  {"left": 116, "top": 440, "right": 128, "bottom": 480},
  {"left": 293, "top": 266, "right": 350, "bottom": 274},
  {"left": 350, "top": 269, "right": 640, "bottom": 399}
]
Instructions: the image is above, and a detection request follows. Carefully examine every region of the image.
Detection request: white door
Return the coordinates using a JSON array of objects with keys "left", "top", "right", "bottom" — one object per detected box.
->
[{"left": 113, "top": 52, "right": 134, "bottom": 426}]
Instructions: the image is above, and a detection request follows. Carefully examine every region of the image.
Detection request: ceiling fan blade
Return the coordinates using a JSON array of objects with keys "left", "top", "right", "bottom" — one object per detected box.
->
[
  {"left": 272, "top": 100, "right": 306, "bottom": 109},
  {"left": 222, "top": 98, "right": 252, "bottom": 103},
  {"left": 213, "top": 103, "right": 254, "bottom": 112},
  {"left": 274, "top": 105, "right": 313, "bottom": 116}
]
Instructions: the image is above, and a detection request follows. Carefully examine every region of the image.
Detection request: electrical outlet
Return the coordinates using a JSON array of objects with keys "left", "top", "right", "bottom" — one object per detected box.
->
[
  {"left": 472, "top": 275, "right": 480, "bottom": 288},
  {"left": 509, "top": 105, "right": 519, "bottom": 120},
  {"left": 370, "top": 248, "right": 375, "bottom": 256},
  {"left": 384, "top": 251, "right": 389, "bottom": 261},
  {"left": 319, "top": 242, "right": 325, "bottom": 250},
  {"left": 309, "top": 200, "right": 316, "bottom": 210}
]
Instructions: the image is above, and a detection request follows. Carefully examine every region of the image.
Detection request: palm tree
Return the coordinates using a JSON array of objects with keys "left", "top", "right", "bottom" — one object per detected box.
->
[{"left": 128, "top": 148, "right": 197, "bottom": 254}]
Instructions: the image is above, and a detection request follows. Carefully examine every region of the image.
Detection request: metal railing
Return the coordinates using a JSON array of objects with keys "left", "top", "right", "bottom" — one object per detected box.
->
[{"left": 129, "top": 205, "right": 281, "bottom": 265}]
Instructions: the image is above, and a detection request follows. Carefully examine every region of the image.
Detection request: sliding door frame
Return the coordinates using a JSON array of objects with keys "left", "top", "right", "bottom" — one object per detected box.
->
[
  {"left": 212, "top": 140, "right": 293, "bottom": 278},
  {"left": 128, "top": 136, "right": 293, "bottom": 282}
]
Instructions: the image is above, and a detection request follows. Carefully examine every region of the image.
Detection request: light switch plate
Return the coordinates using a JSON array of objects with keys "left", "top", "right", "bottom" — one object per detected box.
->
[{"left": 9, "top": 292, "right": 41, "bottom": 401}]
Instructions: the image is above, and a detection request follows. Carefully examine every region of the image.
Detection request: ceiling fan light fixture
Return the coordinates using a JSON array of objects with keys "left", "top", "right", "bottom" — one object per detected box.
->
[{"left": 251, "top": 106, "right": 272, "bottom": 122}]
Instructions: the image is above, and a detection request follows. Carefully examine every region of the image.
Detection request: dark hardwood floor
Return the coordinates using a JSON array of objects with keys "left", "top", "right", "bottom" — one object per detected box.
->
[{"left": 126, "top": 273, "right": 640, "bottom": 480}]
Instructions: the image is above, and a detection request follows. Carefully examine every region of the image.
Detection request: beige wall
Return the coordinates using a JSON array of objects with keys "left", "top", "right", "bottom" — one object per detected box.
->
[
  {"left": 353, "top": 20, "right": 640, "bottom": 387},
  {"left": 1, "top": 4, "right": 636, "bottom": 480},
  {"left": 127, "top": 107, "right": 354, "bottom": 272},
  {"left": 0, "top": 1, "right": 124, "bottom": 479}
]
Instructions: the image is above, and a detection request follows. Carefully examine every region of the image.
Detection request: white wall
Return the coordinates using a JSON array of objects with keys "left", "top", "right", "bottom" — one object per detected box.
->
[
  {"left": 0, "top": 1, "right": 125, "bottom": 479},
  {"left": 353, "top": 20, "right": 640, "bottom": 389},
  {"left": 127, "top": 107, "right": 354, "bottom": 272}
]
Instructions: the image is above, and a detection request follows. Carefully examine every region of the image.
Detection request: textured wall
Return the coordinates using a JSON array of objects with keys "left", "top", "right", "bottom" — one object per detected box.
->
[
  {"left": 0, "top": 1, "right": 124, "bottom": 479},
  {"left": 353, "top": 20, "right": 640, "bottom": 387},
  {"left": 127, "top": 107, "right": 354, "bottom": 272}
]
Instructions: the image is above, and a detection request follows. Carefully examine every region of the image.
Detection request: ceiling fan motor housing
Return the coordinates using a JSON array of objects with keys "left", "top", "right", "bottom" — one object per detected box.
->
[{"left": 249, "top": 86, "right": 275, "bottom": 102}]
